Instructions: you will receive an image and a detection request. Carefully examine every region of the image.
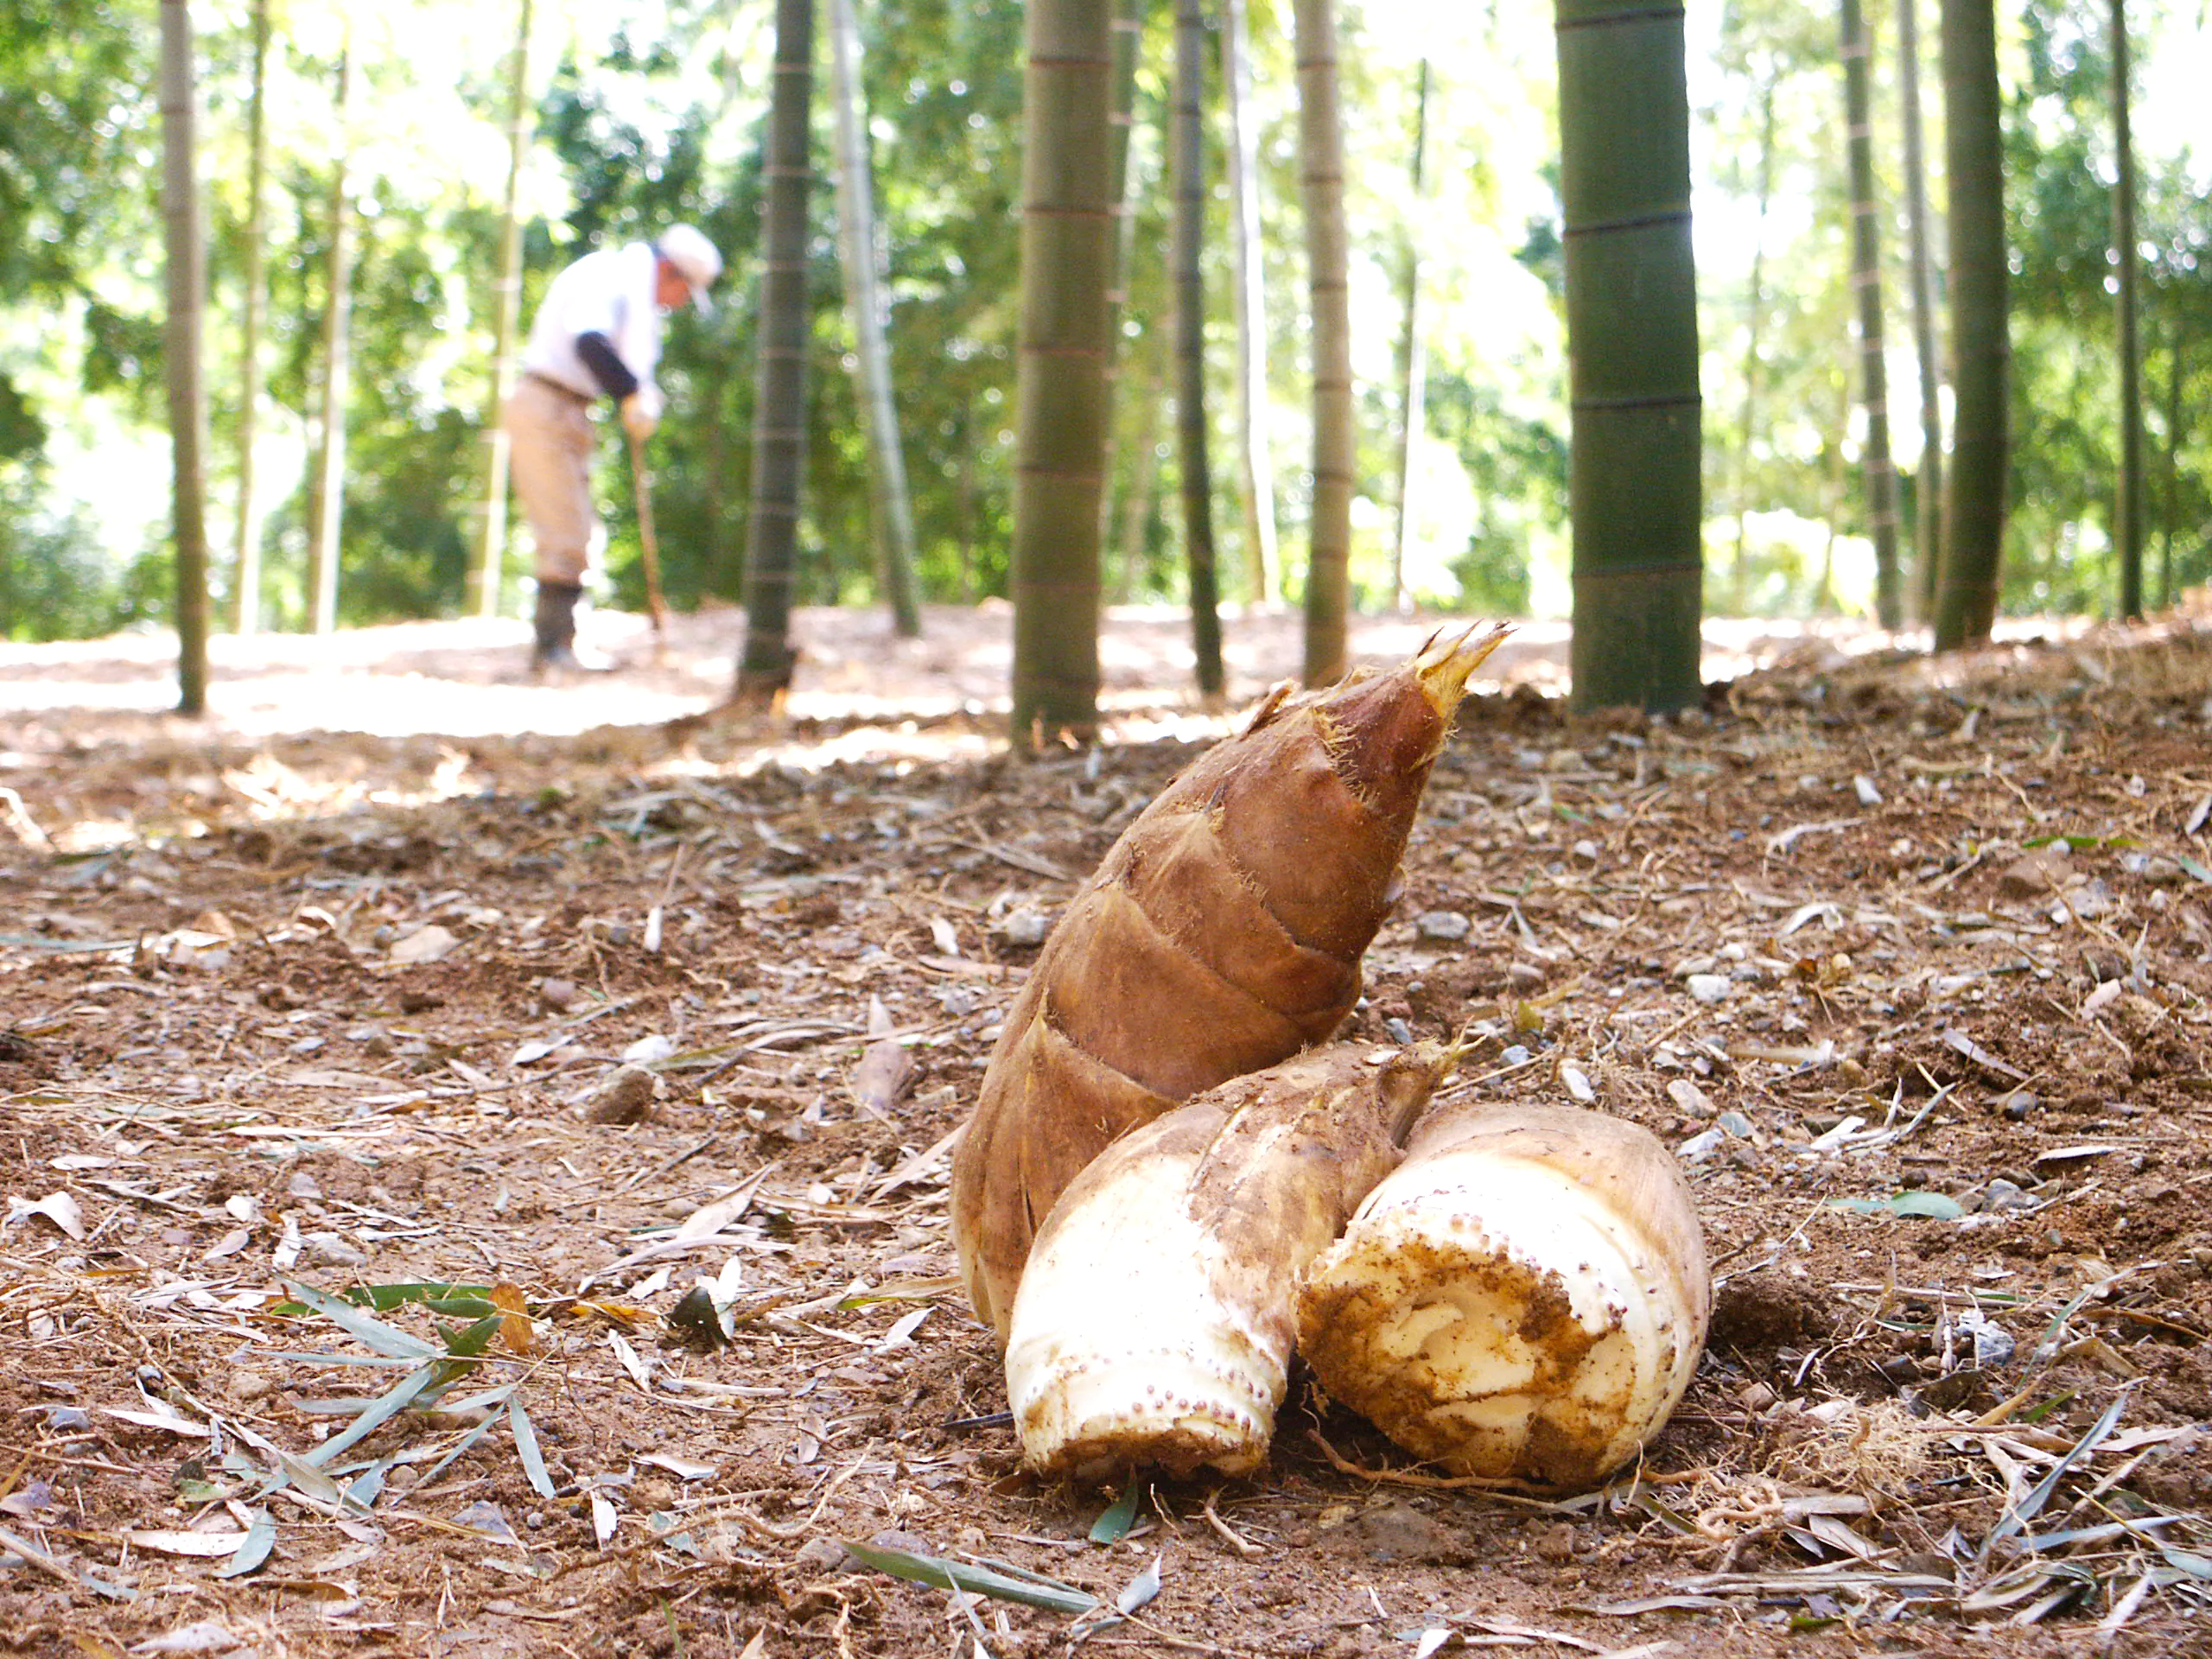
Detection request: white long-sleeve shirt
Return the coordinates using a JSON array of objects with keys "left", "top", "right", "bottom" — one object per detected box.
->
[{"left": 518, "top": 241, "right": 665, "bottom": 418}]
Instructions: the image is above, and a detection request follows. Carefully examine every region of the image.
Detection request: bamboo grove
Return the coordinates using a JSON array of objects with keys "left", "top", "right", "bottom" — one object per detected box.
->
[{"left": 2, "top": 0, "right": 2207, "bottom": 716}]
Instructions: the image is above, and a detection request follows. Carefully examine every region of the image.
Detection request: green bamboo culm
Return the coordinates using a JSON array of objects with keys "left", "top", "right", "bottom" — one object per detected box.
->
[
  {"left": 1841, "top": 0, "right": 1903, "bottom": 631},
  {"left": 1008, "top": 0, "right": 1116, "bottom": 744},
  {"left": 159, "top": 0, "right": 210, "bottom": 715},
  {"left": 1930, "top": 0, "right": 2008, "bottom": 652},
  {"left": 2109, "top": 0, "right": 2144, "bottom": 622},
  {"left": 1294, "top": 0, "right": 1355, "bottom": 687},
  {"left": 1554, "top": 0, "right": 1702, "bottom": 713},
  {"left": 1173, "top": 0, "right": 1224, "bottom": 698},
  {"left": 737, "top": 0, "right": 818, "bottom": 701}
]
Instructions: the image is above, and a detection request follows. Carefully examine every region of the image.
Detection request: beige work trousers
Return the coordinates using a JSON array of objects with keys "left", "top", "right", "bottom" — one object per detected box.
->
[{"left": 503, "top": 375, "right": 600, "bottom": 586}]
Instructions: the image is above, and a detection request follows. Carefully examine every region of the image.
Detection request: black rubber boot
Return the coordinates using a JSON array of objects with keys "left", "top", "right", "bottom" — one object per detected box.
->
[{"left": 531, "top": 581, "right": 585, "bottom": 673}]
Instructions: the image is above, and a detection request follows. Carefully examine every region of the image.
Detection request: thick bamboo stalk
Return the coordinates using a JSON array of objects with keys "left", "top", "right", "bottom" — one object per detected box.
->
[
  {"left": 1931, "top": 0, "right": 2009, "bottom": 652},
  {"left": 1841, "top": 0, "right": 1903, "bottom": 629},
  {"left": 1172, "top": 0, "right": 1222, "bottom": 697},
  {"left": 1008, "top": 0, "right": 1116, "bottom": 741},
  {"left": 1294, "top": 0, "right": 1355, "bottom": 686},
  {"left": 159, "top": 0, "right": 210, "bottom": 714},
  {"left": 2111, "top": 0, "right": 2144, "bottom": 620},
  {"left": 231, "top": 0, "right": 268, "bottom": 639},
  {"left": 1389, "top": 59, "right": 1431, "bottom": 614},
  {"left": 737, "top": 0, "right": 818, "bottom": 699},
  {"left": 1898, "top": 0, "right": 1945, "bottom": 625},
  {"left": 307, "top": 33, "right": 354, "bottom": 639},
  {"left": 1555, "top": 0, "right": 1701, "bottom": 711},
  {"left": 829, "top": 0, "right": 922, "bottom": 639},
  {"left": 1224, "top": 0, "right": 1279, "bottom": 605}
]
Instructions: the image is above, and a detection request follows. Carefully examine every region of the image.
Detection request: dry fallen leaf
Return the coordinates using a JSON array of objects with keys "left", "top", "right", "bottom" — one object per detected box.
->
[
  {"left": 491, "top": 1282, "right": 537, "bottom": 1356},
  {"left": 7, "top": 1191, "right": 86, "bottom": 1241},
  {"left": 849, "top": 995, "right": 915, "bottom": 1119},
  {"left": 387, "top": 924, "right": 458, "bottom": 965}
]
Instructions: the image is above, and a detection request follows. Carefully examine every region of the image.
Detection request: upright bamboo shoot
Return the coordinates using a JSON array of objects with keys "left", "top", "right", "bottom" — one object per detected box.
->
[{"left": 952, "top": 625, "right": 1510, "bottom": 1338}]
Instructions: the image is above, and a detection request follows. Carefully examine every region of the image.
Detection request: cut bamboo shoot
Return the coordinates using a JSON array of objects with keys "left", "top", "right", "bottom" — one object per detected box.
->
[
  {"left": 1296, "top": 1104, "right": 1709, "bottom": 1491},
  {"left": 1005, "top": 1046, "right": 1447, "bottom": 1479}
]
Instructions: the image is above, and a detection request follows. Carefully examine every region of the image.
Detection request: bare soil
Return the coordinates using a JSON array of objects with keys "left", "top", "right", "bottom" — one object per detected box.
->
[{"left": 4, "top": 601, "right": 2212, "bottom": 1659}]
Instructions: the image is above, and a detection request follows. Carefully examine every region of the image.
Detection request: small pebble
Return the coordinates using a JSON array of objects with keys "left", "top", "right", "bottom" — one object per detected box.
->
[
  {"left": 795, "top": 1536, "right": 851, "bottom": 1571},
  {"left": 1686, "top": 973, "right": 1731, "bottom": 1004},
  {"left": 1532, "top": 1523, "right": 1577, "bottom": 1562},
  {"left": 1968, "top": 1319, "right": 2017, "bottom": 1369},
  {"left": 302, "top": 1230, "right": 367, "bottom": 1268},
  {"left": 1678, "top": 1128, "right": 1725, "bottom": 1161},
  {"left": 539, "top": 977, "right": 580, "bottom": 1012},
  {"left": 1414, "top": 910, "right": 1471, "bottom": 943}
]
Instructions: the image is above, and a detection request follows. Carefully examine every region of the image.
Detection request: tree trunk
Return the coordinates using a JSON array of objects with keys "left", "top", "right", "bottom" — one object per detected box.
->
[
  {"left": 2110, "top": 0, "right": 2144, "bottom": 620},
  {"left": 231, "top": 0, "right": 268, "bottom": 639},
  {"left": 1898, "top": 0, "right": 1944, "bottom": 625},
  {"left": 1008, "top": 0, "right": 1115, "bottom": 741},
  {"left": 1931, "top": 0, "right": 2008, "bottom": 652},
  {"left": 957, "top": 402, "right": 977, "bottom": 603},
  {"left": 1224, "top": 0, "right": 1279, "bottom": 605},
  {"left": 159, "top": 0, "right": 210, "bottom": 715},
  {"left": 1173, "top": 0, "right": 1223, "bottom": 697},
  {"left": 1116, "top": 332, "right": 1167, "bottom": 603},
  {"left": 2159, "top": 316, "right": 2184, "bottom": 608},
  {"left": 1841, "top": 0, "right": 1902, "bottom": 629},
  {"left": 1555, "top": 0, "right": 1702, "bottom": 711},
  {"left": 470, "top": 0, "right": 533, "bottom": 620},
  {"left": 829, "top": 0, "right": 921, "bottom": 638},
  {"left": 1820, "top": 373, "right": 1850, "bottom": 610},
  {"left": 1389, "top": 58, "right": 1431, "bottom": 614},
  {"left": 1095, "top": 0, "right": 1143, "bottom": 563},
  {"left": 1294, "top": 0, "right": 1354, "bottom": 686},
  {"left": 307, "top": 32, "right": 354, "bottom": 639},
  {"left": 735, "top": 0, "right": 817, "bottom": 701},
  {"left": 1731, "top": 73, "right": 1777, "bottom": 617}
]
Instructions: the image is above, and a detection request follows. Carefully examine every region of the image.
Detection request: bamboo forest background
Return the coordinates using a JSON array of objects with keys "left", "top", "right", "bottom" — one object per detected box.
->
[{"left": 3, "top": 0, "right": 2209, "bottom": 645}]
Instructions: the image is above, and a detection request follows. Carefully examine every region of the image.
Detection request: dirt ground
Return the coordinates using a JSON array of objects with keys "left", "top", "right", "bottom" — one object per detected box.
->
[{"left": 4, "top": 600, "right": 2212, "bottom": 1658}]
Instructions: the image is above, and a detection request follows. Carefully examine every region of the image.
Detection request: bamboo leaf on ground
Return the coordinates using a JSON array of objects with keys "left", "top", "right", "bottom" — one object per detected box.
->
[{"left": 839, "top": 1538, "right": 1100, "bottom": 1615}]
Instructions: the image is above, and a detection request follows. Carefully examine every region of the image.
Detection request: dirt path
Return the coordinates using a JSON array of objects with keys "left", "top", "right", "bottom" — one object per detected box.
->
[{"left": 0, "top": 601, "right": 1949, "bottom": 740}]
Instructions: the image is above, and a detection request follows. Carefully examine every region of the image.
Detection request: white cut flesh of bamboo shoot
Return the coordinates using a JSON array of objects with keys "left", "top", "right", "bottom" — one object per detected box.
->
[
  {"left": 1297, "top": 1104, "right": 1709, "bottom": 1492},
  {"left": 1005, "top": 1046, "right": 1445, "bottom": 1480}
]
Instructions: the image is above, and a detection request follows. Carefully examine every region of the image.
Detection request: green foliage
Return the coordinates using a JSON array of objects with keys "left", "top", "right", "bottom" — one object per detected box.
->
[
  {"left": 0, "top": 461, "right": 168, "bottom": 642},
  {"left": 5, "top": 0, "right": 2209, "bottom": 645}
]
